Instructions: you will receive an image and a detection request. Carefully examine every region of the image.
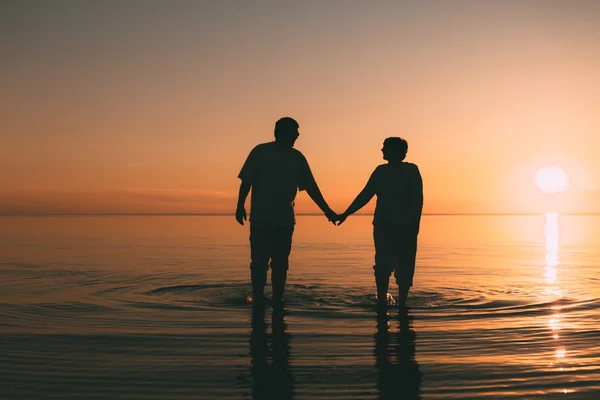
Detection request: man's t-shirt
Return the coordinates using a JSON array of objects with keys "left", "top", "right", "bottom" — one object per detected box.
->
[
  {"left": 238, "top": 142, "right": 316, "bottom": 227},
  {"left": 365, "top": 162, "right": 424, "bottom": 229}
]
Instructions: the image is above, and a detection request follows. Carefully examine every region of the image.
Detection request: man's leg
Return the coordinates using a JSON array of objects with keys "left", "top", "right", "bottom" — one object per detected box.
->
[
  {"left": 271, "top": 268, "right": 287, "bottom": 303},
  {"left": 396, "top": 285, "right": 410, "bottom": 310},
  {"left": 250, "top": 223, "right": 271, "bottom": 303},
  {"left": 393, "top": 232, "right": 418, "bottom": 309},
  {"left": 375, "top": 273, "right": 390, "bottom": 306},
  {"left": 270, "top": 226, "right": 294, "bottom": 303},
  {"left": 373, "top": 225, "right": 394, "bottom": 306}
]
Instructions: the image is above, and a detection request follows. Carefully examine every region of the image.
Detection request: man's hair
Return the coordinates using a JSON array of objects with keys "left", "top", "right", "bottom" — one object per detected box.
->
[
  {"left": 274, "top": 117, "right": 299, "bottom": 137},
  {"left": 384, "top": 137, "right": 408, "bottom": 161}
]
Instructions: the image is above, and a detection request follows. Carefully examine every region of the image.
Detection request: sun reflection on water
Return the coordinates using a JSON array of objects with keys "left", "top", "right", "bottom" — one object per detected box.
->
[{"left": 543, "top": 212, "right": 568, "bottom": 380}]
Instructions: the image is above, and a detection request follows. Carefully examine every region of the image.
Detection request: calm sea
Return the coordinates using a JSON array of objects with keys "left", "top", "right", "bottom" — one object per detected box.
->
[{"left": 1, "top": 215, "right": 599, "bottom": 399}]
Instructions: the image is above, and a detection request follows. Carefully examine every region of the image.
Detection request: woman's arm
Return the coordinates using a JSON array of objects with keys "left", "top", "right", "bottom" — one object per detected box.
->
[{"left": 337, "top": 171, "right": 377, "bottom": 224}]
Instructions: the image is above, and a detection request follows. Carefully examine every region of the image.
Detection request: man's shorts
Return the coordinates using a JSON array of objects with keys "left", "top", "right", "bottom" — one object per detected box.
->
[
  {"left": 250, "top": 222, "right": 294, "bottom": 271},
  {"left": 373, "top": 223, "right": 418, "bottom": 288}
]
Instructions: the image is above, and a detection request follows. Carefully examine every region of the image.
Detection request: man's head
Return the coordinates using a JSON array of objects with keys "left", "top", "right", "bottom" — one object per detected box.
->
[
  {"left": 382, "top": 137, "right": 408, "bottom": 162},
  {"left": 274, "top": 117, "right": 300, "bottom": 148}
]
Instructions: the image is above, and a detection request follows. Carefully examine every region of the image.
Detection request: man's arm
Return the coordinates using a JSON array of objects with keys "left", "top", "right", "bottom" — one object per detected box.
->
[
  {"left": 305, "top": 183, "right": 336, "bottom": 223},
  {"left": 298, "top": 154, "right": 336, "bottom": 223},
  {"left": 235, "top": 181, "right": 251, "bottom": 225},
  {"left": 236, "top": 146, "right": 258, "bottom": 226}
]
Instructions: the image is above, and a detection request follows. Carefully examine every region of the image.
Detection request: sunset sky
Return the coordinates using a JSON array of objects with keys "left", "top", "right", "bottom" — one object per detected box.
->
[{"left": 2, "top": 1, "right": 600, "bottom": 214}]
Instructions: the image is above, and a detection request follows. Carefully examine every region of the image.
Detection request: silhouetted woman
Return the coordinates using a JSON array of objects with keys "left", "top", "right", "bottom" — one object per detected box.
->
[{"left": 337, "top": 137, "right": 423, "bottom": 309}]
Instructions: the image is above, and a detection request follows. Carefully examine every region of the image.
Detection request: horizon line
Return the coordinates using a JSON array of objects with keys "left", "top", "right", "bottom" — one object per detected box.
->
[{"left": 1, "top": 212, "right": 599, "bottom": 217}]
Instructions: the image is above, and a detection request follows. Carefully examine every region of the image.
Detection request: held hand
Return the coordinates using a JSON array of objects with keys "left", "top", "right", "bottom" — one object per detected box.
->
[
  {"left": 324, "top": 209, "right": 338, "bottom": 225},
  {"left": 336, "top": 212, "right": 348, "bottom": 226},
  {"left": 235, "top": 206, "right": 247, "bottom": 225}
]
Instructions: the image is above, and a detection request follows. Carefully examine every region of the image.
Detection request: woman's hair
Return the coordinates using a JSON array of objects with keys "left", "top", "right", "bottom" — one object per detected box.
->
[{"left": 383, "top": 137, "right": 408, "bottom": 161}]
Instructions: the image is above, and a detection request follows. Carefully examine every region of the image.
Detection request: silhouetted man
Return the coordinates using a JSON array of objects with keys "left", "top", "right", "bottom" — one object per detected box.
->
[
  {"left": 249, "top": 306, "right": 294, "bottom": 399},
  {"left": 337, "top": 137, "right": 423, "bottom": 309},
  {"left": 236, "top": 117, "right": 336, "bottom": 305}
]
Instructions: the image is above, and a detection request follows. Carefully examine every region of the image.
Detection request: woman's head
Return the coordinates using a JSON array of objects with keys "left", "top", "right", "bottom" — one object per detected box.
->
[{"left": 382, "top": 137, "right": 408, "bottom": 162}]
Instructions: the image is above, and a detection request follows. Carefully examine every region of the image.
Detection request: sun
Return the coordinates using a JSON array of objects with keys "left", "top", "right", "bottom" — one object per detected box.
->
[{"left": 533, "top": 165, "right": 570, "bottom": 194}]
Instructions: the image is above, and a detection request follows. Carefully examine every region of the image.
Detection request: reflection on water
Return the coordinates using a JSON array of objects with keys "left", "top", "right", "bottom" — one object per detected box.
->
[
  {"left": 543, "top": 212, "right": 570, "bottom": 392},
  {"left": 2, "top": 216, "right": 600, "bottom": 399},
  {"left": 249, "top": 306, "right": 294, "bottom": 400},
  {"left": 374, "top": 309, "right": 422, "bottom": 400}
]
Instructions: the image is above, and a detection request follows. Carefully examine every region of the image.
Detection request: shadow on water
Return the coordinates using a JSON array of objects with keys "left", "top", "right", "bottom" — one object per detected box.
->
[
  {"left": 374, "top": 308, "right": 422, "bottom": 400},
  {"left": 249, "top": 305, "right": 294, "bottom": 400}
]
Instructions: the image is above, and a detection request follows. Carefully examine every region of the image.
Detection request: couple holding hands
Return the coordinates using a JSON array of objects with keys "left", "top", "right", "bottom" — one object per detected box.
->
[{"left": 236, "top": 117, "right": 423, "bottom": 310}]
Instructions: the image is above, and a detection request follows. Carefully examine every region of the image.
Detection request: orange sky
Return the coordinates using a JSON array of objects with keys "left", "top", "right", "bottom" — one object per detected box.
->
[{"left": 1, "top": 2, "right": 600, "bottom": 214}]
